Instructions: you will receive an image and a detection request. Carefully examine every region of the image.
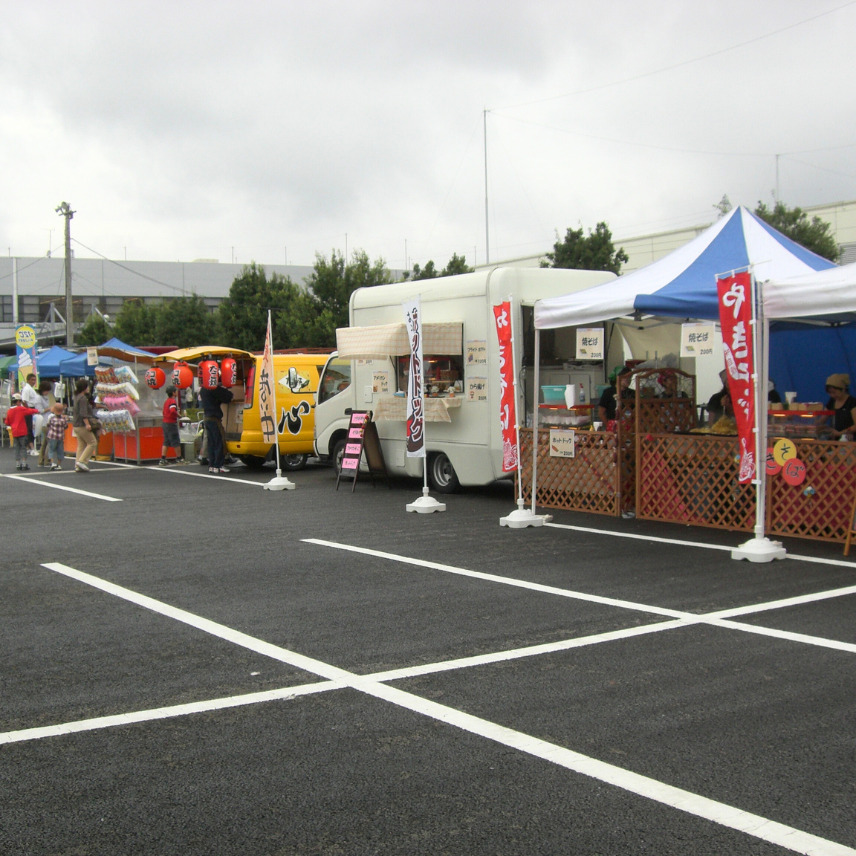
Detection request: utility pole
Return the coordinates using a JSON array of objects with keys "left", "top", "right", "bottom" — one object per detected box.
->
[
  {"left": 55, "top": 201, "right": 75, "bottom": 346},
  {"left": 483, "top": 109, "right": 490, "bottom": 265}
]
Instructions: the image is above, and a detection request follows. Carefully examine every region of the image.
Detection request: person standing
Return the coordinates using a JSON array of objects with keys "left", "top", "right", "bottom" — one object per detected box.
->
[
  {"left": 20, "top": 373, "right": 39, "bottom": 456},
  {"left": 34, "top": 379, "right": 53, "bottom": 467},
  {"left": 824, "top": 374, "right": 856, "bottom": 440},
  {"left": 45, "top": 402, "right": 70, "bottom": 470},
  {"left": 159, "top": 385, "right": 185, "bottom": 465},
  {"left": 72, "top": 378, "right": 98, "bottom": 472},
  {"left": 4, "top": 393, "right": 40, "bottom": 471},
  {"left": 199, "top": 381, "right": 233, "bottom": 473}
]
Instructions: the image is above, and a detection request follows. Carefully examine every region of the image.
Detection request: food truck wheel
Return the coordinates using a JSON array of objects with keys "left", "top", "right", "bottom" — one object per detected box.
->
[
  {"left": 282, "top": 454, "right": 308, "bottom": 471},
  {"left": 428, "top": 452, "right": 460, "bottom": 493},
  {"left": 239, "top": 455, "right": 267, "bottom": 469}
]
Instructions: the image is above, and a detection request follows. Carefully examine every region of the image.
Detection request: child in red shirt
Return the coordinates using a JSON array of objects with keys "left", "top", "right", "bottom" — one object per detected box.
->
[{"left": 5, "top": 394, "right": 40, "bottom": 471}]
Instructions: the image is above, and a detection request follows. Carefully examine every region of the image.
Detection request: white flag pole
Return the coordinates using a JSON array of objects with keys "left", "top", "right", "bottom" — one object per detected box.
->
[
  {"left": 404, "top": 295, "right": 445, "bottom": 513},
  {"left": 264, "top": 310, "right": 295, "bottom": 491},
  {"left": 501, "top": 297, "right": 549, "bottom": 528}
]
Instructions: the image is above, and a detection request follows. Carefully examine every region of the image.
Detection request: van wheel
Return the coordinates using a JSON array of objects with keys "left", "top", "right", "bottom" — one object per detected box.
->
[
  {"left": 282, "top": 454, "right": 308, "bottom": 471},
  {"left": 428, "top": 452, "right": 459, "bottom": 493},
  {"left": 240, "top": 455, "right": 267, "bottom": 469}
]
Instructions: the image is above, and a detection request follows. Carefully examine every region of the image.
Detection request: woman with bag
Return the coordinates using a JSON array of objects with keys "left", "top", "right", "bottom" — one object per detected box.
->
[{"left": 72, "top": 378, "right": 98, "bottom": 473}]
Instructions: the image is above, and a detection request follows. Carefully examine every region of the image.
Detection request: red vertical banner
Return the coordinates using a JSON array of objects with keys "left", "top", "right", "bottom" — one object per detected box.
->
[
  {"left": 717, "top": 271, "right": 756, "bottom": 484},
  {"left": 493, "top": 302, "right": 518, "bottom": 473}
]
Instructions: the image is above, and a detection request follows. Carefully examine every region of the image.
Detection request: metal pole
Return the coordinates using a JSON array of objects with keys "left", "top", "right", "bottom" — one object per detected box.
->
[
  {"left": 483, "top": 109, "right": 490, "bottom": 265},
  {"left": 55, "top": 201, "right": 75, "bottom": 347}
]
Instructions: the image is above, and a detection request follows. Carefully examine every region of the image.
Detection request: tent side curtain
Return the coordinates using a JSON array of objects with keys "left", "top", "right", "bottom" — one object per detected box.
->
[{"left": 336, "top": 322, "right": 463, "bottom": 359}]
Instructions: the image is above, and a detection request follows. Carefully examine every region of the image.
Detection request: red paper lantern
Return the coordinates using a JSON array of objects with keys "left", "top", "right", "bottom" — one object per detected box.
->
[
  {"left": 172, "top": 361, "right": 194, "bottom": 390},
  {"left": 220, "top": 357, "right": 237, "bottom": 387},
  {"left": 145, "top": 366, "right": 166, "bottom": 389},
  {"left": 199, "top": 359, "right": 220, "bottom": 389}
]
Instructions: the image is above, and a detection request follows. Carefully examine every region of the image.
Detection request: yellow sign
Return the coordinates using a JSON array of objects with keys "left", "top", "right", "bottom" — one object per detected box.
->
[
  {"left": 15, "top": 325, "right": 36, "bottom": 350},
  {"left": 773, "top": 437, "right": 797, "bottom": 466}
]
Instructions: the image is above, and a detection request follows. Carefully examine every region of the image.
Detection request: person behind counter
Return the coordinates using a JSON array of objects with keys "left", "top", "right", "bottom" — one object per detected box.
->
[
  {"left": 597, "top": 366, "right": 632, "bottom": 423},
  {"left": 824, "top": 373, "right": 856, "bottom": 440}
]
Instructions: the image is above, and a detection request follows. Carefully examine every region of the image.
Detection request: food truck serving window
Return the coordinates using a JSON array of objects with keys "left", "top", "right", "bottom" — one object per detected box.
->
[{"left": 395, "top": 354, "right": 463, "bottom": 395}]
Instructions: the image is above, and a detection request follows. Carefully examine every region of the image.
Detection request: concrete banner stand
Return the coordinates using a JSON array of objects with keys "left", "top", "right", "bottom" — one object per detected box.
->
[
  {"left": 731, "top": 536, "right": 786, "bottom": 563},
  {"left": 406, "top": 486, "right": 446, "bottom": 514},
  {"left": 500, "top": 498, "right": 551, "bottom": 529}
]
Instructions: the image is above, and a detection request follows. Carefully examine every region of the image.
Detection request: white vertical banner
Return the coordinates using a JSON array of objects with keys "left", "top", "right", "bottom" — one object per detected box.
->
[
  {"left": 403, "top": 296, "right": 425, "bottom": 458},
  {"left": 259, "top": 310, "right": 277, "bottom": 445}
]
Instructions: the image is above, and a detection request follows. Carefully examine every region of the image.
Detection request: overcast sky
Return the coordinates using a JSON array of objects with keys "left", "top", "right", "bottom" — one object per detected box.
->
[{"left": 2, "top": 0, "right": 854, "bottom": 271}]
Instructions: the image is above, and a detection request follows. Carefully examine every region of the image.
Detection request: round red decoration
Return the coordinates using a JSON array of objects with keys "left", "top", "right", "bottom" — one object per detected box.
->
[
  {"left": 145, "top": 367, "right": 166, "bottom": 389},
  {"left": 220, "top": 357, "right": 237, "bottom": 387},
  {"left": 765, "top": 447, "right": 782, "bottom": 476},
  {"left": 782, "top": 457, "right": 807, "bottom": 486},
  {"left": 198, "top": 359, "right": 220, "bottom": 389},
  {"left": 172, "top": 361, "right": 194, "bottom": 389}
]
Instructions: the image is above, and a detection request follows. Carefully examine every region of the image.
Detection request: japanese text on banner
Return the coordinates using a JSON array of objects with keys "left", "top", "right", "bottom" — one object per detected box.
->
[
  {"left": 259, "top": 311, "right": 277, "bottom": 443},
  {"left": 716, "top": 271, "right": 755, "bottom": 483},
  {"left": 403, "top": 297, "right": 425, "bottom": 457},
  {"left": 493, "top": 302, "right": 518, "bottom": 472}
]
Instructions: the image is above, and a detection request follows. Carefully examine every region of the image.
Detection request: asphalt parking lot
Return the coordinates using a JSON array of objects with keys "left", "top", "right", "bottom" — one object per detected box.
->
[{"left": 2, "top": 453, "right": 855, "bottom": 855}]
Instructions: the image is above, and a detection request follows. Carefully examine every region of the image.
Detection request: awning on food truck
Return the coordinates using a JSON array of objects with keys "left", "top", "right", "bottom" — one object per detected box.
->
[
  {"left": 154, "top": 346, "right": 255, "bottom": 363},
  {"left": 336, "top": 322, "right": 463, "bottom": 359}
]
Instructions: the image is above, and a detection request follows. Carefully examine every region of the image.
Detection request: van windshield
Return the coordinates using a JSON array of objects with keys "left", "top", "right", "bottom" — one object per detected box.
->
[{"left": 318, "top": 357, "right": 352, "bottom": 404}]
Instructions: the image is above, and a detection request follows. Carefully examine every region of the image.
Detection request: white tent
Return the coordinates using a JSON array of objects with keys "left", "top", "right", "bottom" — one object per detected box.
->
[{"left": 763, "top": 261, "right": 856, "bottom": 320}]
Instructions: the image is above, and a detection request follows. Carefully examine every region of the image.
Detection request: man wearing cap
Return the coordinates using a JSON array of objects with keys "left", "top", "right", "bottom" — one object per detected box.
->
[{"left": 824, "top": 374, "right": 856, "bottom": 440}]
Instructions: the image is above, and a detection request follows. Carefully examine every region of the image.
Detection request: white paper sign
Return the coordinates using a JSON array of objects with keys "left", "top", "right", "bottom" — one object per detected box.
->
[
  {"left": 576, "top": 328, "right": 604, "bottom": 360},
  {"left": 548, "top": 428, "right": 576, "bottom": 458},
  {"left": 681, "top": 323, "right": 716, "bottom": 358}
]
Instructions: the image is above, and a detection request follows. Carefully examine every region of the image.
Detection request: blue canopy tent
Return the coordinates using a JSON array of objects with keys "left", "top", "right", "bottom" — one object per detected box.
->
[
  {"left": 534, "top": 205, "right": 838, "bottom": 403},
  {"left": 9, "top": 345, "right": 77, "bottom": 377},
  {"left": 531, "top": 206, "right": 841, "bottom": 559},
  {"left": 57, "top": 351, "right": 98, "bottom": 377}
]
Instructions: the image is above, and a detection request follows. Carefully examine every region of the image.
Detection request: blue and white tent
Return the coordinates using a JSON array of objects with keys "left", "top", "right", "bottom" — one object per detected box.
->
[{"left": 534, "top": 205, "right": 835, "bottom": 329}]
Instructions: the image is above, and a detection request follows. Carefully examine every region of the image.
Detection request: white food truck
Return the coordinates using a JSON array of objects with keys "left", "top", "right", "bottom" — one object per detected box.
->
[{"left": 313, "top": 266, "right": 616, "bottom": 491}]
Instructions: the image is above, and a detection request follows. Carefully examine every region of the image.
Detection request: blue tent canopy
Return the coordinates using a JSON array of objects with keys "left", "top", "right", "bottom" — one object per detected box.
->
[
  {"left": 535, "top": 206, "right": 836, "bottom": 329},
  {"left": 9, "top": 345, "right": 77, "bottom": 377}
]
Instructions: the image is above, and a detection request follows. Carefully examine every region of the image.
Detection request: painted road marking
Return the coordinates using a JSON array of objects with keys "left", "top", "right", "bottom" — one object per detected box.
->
[
  {"left": 306, "top": 539, "right": 856, "bottom": 653},
  {"left": 2, "top": 474, "right": 122, "bottom": 501},
  {"left": 3, "top": 560, "right": 852, "bottom": 856}
]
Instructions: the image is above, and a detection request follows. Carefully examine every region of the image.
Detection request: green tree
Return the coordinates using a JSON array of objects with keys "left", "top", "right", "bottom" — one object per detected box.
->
[
  {"left": 300, "top": 250, "right": 393, "bottom": 346},
  {"left": 405, "top": 253, "right": 474, "bottom": 281},
  {"left": 217, "top": 262, "right": 304, "bottom": 350},
  {"left": 440, "top": 253, "right": 473, "bottom": 277},
  {"left": 75, "top": 313, "right": 112, "bottom": 346},
  {"left": 754, "top": 201, "right": 840, "bottom": 262},
  {"left": 113, "top": 299, "right": 159, "bottom": 346},
  {"left": 542, "top": 222, "right": 628, "bottom": 273},
  {"left": 156, "top": 294, "right": 217, "bottom": 347}
]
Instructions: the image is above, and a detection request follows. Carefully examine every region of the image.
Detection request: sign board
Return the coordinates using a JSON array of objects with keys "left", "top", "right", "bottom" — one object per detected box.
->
[
  {"left": 336, "top": 410, "right": 388, "bottom": 492},
  {"left": 680, "top": 323, "right": 716, "bottom": 358},
  {"left": 575, "top": 328, "right": 604, "bottom": 360},
  {"left": 548, "top": 428, "right": 576, "bottom": 458}
]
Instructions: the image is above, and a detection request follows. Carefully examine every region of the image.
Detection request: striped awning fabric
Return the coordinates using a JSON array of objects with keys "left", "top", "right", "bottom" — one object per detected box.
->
[{"left": 336, "top": 322, "right": 462, "bottom": 358}]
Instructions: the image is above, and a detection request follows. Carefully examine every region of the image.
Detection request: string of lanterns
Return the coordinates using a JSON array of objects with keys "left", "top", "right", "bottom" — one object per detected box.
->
[{"left": 145, "top": 358, "right": 238, "bottom": 391}]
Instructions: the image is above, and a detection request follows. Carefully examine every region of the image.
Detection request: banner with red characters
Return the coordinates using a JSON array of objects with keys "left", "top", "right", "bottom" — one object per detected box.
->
[
  {"left": 716, "top": 271, "right": 756, "bottom": 484},
  {"left": 493, "top": 302, "right": 518, "bottom": 473},
  {"left": 259, "top": 310, "right": 277, "bottom": 444}
]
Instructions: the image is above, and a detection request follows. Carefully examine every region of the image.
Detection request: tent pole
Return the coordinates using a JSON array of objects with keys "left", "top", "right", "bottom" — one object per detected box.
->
[{"left": 732, "top": 276, "right": 786, "bottom": 562}]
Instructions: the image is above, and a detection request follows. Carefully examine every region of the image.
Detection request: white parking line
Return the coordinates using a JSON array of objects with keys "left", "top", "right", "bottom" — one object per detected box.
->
[
  {"left": 6, "top": 560, "right": 853, "bottom": 856},
  {"left": 2, "top": 474, "right": 122, "bottom": 501},
  {"left": 305, "top": 539, "right": 856, "bottom": 654}
]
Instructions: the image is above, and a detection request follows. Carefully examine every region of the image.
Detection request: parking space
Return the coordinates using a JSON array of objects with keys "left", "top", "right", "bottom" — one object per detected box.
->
[{"left": 1, "top": 456, "right": 855, "bottom": 854}]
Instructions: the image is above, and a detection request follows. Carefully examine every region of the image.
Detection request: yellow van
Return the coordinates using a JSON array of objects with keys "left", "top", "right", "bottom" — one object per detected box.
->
[{"left": 156, "top": 347, "right": 330, "bottom": 470}]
